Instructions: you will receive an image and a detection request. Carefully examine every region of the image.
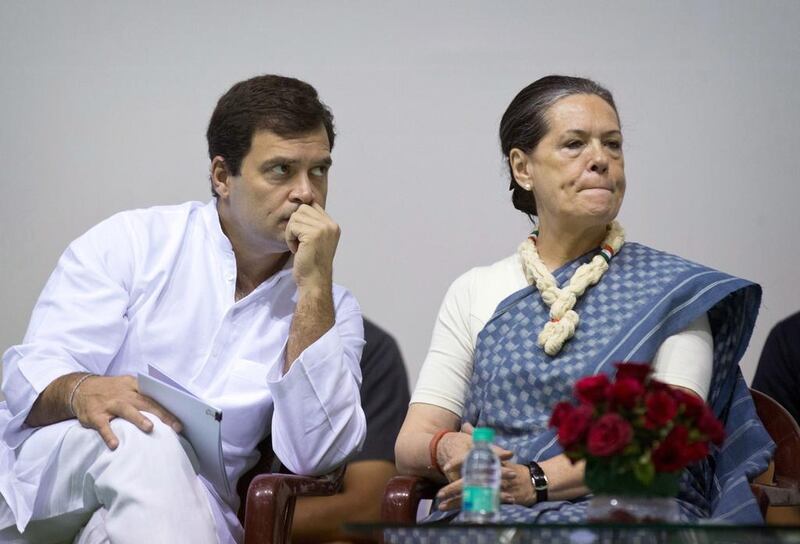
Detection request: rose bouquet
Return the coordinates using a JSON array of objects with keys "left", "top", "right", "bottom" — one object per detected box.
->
[{"left": 549, "top": 362, "right": 725, "bottom": 497}]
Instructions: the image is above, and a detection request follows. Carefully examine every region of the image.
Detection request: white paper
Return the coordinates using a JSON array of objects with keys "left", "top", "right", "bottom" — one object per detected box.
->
[
  {"left": 137, "top": 368, "right": 231, "bottom": 499},
  {"left": 146, "top": 363, "right": 195, "bottom": 396}
]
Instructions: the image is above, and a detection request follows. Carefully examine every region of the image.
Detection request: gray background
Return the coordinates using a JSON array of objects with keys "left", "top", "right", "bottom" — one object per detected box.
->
[{"left": 1, "top": 1, "right": 799, "bottom": 395}]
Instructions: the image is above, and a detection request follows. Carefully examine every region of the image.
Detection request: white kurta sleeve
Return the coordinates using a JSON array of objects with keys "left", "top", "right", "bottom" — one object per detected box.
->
[
  {"left": 266, "top": 291, "right": 366, "bottom": 476},
  {"left": 1, "top": 214, "right": 135, "bottom": 447}
]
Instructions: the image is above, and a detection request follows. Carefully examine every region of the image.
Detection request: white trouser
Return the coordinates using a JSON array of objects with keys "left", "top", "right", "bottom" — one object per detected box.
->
[{"left": 0, "top": 413, "right": 218, "bottom": 544}]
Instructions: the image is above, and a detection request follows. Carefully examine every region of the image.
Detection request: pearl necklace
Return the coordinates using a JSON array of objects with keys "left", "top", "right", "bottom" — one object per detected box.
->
[{"left": 517, "top": 221, "right": 625, "bottom": 356}]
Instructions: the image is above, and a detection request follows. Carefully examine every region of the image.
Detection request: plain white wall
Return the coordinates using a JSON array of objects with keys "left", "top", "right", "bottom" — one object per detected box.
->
[{"left": 2, "top": 1, "right": 799, "bottom": 395}]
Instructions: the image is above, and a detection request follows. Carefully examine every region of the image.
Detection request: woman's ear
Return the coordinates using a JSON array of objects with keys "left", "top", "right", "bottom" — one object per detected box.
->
[
  {"left": 509, "top": 148, "right": 533, "bottom": 190},
  {"left": 210, "top": 156, "right": 231, "bottom": 198}
]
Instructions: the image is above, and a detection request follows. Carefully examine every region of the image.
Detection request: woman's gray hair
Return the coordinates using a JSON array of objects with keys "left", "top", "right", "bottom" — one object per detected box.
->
[{"left": 499, "top": 75, "right": 619, "bottom": 219}]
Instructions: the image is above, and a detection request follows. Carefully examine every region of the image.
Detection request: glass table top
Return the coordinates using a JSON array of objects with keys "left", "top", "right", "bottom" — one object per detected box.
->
[{"left": 344, "top": 522, "right": 800, "bottom": 543}]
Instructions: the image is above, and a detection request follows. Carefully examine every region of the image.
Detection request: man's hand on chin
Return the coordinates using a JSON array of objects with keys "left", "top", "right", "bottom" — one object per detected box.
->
[
  {"left": 285, "top": 202, "right": 340, "bottom": 291},
  {"left": 283, "top": 203, "right": 339, "bottom": 370}
]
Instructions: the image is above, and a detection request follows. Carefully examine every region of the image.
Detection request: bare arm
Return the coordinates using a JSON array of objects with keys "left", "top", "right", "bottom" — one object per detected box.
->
[
  {"left": 25, "top": 372, "right": 85, "bottom": 428},
  {"left": 284, "top": 202, "right": 340, "bottom": 371},
  {"left": 26, "top": 373, "right": 181, "bottom": 450},
  {"left": 291, "top": 460, "right": 396, "bottom": 543},
  {"left": 285, "top": 284, "right": 335, "bottom": 371},
  {"left": 395, "top": 404, "right": 513, "bottom": 483},
  {"left": 394, "top": 403, "right": 463, "bottom": 483}
]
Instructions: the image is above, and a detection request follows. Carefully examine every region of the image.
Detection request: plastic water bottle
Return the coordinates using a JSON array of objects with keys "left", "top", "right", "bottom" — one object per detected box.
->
[{"left": 461, "top": 427, "right": 501, "bottom": 523}]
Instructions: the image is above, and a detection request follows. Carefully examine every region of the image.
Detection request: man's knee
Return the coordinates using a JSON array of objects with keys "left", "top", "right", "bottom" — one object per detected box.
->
[{"left": 107, "top": 414, "right": 195, "bottom": 467}]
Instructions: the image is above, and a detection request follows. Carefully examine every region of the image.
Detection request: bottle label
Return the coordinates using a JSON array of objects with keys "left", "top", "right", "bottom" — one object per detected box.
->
[{"left": 462, "top": 485, "right": 498, "bottom": 513}]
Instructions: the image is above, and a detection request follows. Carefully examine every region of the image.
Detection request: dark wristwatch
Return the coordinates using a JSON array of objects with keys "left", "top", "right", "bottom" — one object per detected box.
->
[{"left": 528, "top": 461, "right": 549, "bottom": 503}]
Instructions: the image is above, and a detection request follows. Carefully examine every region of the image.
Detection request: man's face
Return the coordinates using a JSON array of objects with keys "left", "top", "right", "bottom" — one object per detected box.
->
[{"left": 214, "top": 126, "right": 331, "bottom": 254}]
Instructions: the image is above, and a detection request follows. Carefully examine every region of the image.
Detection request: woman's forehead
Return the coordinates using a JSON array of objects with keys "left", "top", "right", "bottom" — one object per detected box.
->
[{"left": 544, "top": 94, "right": 620, "bottom": 133}]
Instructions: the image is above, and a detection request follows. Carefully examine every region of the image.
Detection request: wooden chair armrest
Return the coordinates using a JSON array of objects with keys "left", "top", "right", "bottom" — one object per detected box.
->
[
  {"left": 244, "top": 467, "right": 345, "bottom": 544},
  {"left": 751, "top": 483, "right": 771, "bottom": 517},
  {"left": 380, "top": 475, "right": 440, "bottom": 525},
  {"left": 751, "top": 482, "right": 800, "bottom": 508}
]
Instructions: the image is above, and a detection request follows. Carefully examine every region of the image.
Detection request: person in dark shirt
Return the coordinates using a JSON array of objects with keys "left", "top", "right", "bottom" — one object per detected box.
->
[
  {"left": 753, "top": 311, "right": 800, "bottom": 424},
  {"left": 292, "top": 318, "right": 410, "bottom": 543}
]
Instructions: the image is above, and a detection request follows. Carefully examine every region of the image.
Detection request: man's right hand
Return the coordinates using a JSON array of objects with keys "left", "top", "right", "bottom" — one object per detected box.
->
[{"left": 72, "top": 375, "right": 182, "bottom": 450}]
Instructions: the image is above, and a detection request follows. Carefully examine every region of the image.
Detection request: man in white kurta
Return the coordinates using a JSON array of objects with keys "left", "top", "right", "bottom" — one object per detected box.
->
[{"left": 0, "top": 74, "right": 366, "bottom": 544}]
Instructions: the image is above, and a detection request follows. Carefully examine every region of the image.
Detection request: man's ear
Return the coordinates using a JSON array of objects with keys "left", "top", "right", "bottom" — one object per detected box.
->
[
  {"left": 509, "top": 148, "right": 533, "bottom": 188},
  {"left": 210, "top": 156, "right": 232, "bottom": 198}
]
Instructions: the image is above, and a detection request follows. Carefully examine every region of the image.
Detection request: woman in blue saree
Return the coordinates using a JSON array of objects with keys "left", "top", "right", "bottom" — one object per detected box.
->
[{"left": 394, "top": 75, "right": 773, "bottom": 523}]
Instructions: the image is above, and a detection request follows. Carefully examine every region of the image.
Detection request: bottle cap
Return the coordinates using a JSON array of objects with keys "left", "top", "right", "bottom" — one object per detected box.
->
[{"left": 472, "top": 427, "right": 494, "bottom": 442}]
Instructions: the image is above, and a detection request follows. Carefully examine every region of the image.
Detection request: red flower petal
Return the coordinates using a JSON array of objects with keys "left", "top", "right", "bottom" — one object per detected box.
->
[
  {"left": 575, "top": 374, "right": 610, "bottom": 405},
  {"left": 586, "top": 413, "right": 633, "bottom": 457}
]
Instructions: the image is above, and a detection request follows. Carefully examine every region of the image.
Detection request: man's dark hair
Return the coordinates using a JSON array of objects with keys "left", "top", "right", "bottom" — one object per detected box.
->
[
  {"left": 206, "top": 74, "right": 336, "bottom": 195},
  {"left": 499, "top": 75, "right": 618, "bottom": 220}
]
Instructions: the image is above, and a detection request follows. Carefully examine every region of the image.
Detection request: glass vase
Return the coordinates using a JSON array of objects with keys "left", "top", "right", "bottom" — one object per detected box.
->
[{"left": 587, "top": 495, "right": 679, "bottom": 523}]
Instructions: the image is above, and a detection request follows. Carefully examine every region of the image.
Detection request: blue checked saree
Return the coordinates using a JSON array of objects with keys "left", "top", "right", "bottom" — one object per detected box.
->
[{"left": 436, "top": 242, "right": 773, "bottom": 524}]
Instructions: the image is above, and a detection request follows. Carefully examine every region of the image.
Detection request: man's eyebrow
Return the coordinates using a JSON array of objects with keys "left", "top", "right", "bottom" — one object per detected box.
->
[
  {"left": 261, "top": 157, "right": 299, "bottom": 167},
  {"left": 260, "top": 156, "right": 333, "bottom": 168}
]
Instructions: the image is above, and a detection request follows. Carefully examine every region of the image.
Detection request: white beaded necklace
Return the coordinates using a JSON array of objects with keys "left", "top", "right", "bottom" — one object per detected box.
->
[{"left": 517, "top": 221, "right": 625, "bottom": 356}]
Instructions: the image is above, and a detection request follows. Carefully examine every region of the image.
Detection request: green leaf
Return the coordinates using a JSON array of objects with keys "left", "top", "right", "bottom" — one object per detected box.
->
[
  {"left": 623, "top": 441, "right": 641, "bottom": 457},
  {"left": 585, "top": 457, "right": 680, "bottom": 497},
  {"left": 648, "top": 472, "right": 681, "bottom": 497},
  {"left": 633, "top": 458, "right": 655, "bottom": 486}
]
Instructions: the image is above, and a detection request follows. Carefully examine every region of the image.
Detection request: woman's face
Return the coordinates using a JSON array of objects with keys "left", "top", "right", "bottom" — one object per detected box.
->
[{"left": 514, "top": 93, "right": 625, "bottom": 229}]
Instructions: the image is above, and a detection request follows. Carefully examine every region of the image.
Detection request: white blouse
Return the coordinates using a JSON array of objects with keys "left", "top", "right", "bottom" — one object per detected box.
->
[{"left": 411, "top": 254, "right": 713, "bottom": 416}]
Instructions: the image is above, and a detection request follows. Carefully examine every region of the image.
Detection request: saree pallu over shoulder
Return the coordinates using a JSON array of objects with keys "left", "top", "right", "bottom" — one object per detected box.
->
[{"left": 459, "top": 242, "right": 773, "bottom": 523}]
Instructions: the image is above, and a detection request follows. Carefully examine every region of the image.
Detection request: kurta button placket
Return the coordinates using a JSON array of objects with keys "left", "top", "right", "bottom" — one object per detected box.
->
[{"left": 196, "top": 312, "right": 234, "bottom": 388}]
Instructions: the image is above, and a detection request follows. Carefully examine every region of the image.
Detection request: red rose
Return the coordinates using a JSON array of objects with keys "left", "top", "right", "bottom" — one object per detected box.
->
[
  {"left": 698, "top": 408, "right": 725, "bottom": 445},
  {"left": 608, "top": 377, "right": 645, "bottom": 410},
  {"left": 574, "top": 374, "right": 610, "bottom": 405},
  {"left": 648, "top": 379, "right": 672, "bottom": 393},
  {"left": 645, "top": 389, "right": 678, "bottom": 429},
  {"left": 684, "top": 440, "right": 710, "bottom": 463},
  {"left": 586, "top": 413, "right": 633, "bottom": 456},
  {"left": 613, "top": 362, "right": 652, "bottom": 384},
  {"left": 557, "top": 404, "right": 594, "bottom": 449},
  {"left": 549, "top": 401, "right": 574, "bottom": 429},
  {"left": 672, "top": 389, "right": 705, "bottom": 419},
  {"left": 652, "top": 425, "right": 690, "bottom": 472}
]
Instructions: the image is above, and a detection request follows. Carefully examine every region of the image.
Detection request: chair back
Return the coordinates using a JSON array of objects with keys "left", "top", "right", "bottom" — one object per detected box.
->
[{"left": 750, "top": 388, "right": 800, "bottom": 517}]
